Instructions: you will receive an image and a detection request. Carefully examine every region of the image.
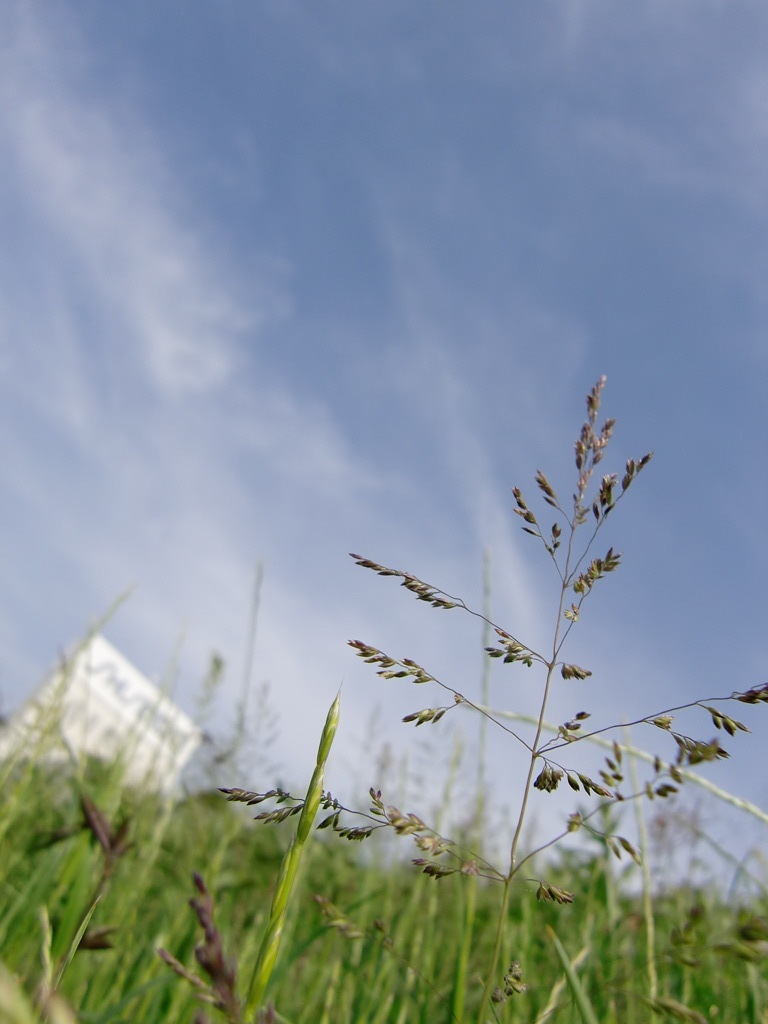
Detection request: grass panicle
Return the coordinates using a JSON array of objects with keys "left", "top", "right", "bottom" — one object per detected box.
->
[{"left": 337, "top": 376, "right": 766, "bottom": 1020}]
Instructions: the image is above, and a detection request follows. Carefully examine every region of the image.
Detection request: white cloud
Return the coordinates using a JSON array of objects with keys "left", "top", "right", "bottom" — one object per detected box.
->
[{"left": 0, "top": 3, "right": 260, "bottom": 402}]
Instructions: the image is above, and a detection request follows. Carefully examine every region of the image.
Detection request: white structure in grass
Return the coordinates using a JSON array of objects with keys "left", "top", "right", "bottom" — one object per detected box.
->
[{"left": 0, "top": 634, "right": 201, "bottom": 792}]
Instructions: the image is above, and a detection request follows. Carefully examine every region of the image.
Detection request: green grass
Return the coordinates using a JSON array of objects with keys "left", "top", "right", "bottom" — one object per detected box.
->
[{"left": 0, "top": 749, "right": 766, "bottom": 1023}]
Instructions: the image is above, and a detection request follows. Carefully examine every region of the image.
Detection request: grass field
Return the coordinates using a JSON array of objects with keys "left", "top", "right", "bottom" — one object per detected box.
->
[{"left": 1, "top": 736, "right": 766, "bottom": 1024}]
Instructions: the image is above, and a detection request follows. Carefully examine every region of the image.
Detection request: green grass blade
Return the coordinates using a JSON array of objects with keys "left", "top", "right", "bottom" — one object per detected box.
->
[
  {"left": 53, "top": 894, "right": 102, "bottom": 989},
  {"left": 244, "top": 692, "right": 340, "bottom": 1019},
  {"left": 451, "top": 872, "right": 476, "bottom": 1023},
  {"left": 546, "top": 926, "right": 599, "bottom": 1024}
]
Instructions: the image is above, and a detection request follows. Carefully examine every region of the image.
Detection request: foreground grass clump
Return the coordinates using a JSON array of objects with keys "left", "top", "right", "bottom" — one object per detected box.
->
[{"left": 0, "top": 753, "right": 766, "bottom": 1024}]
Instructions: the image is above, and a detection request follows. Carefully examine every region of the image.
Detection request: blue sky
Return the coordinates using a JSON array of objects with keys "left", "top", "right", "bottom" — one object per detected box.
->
[{"left": 1, "top": 1, "right": 766, "bottom": 868}]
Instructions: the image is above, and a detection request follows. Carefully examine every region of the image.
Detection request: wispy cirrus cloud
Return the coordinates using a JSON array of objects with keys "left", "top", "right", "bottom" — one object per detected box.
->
[{"left": 0, "top": 3, "right": 268, "bottom": 405}]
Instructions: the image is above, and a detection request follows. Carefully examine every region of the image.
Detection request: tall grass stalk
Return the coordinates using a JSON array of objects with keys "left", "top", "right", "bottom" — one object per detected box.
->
[
  {"left": 546, "top": 927, "right": 600, "bottom": 1024},
  {"left": 342, "top": 376, "right": 767, "bottom": 1020},
  {"left": 234, "top": 562, "right": 265, "bottom": 763},
  {"left": 626, "top": 726, "right": 658, "bottom": 1000},
  {"left": 243, "top": 691, "right": 340, "bottom": 1018}
]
